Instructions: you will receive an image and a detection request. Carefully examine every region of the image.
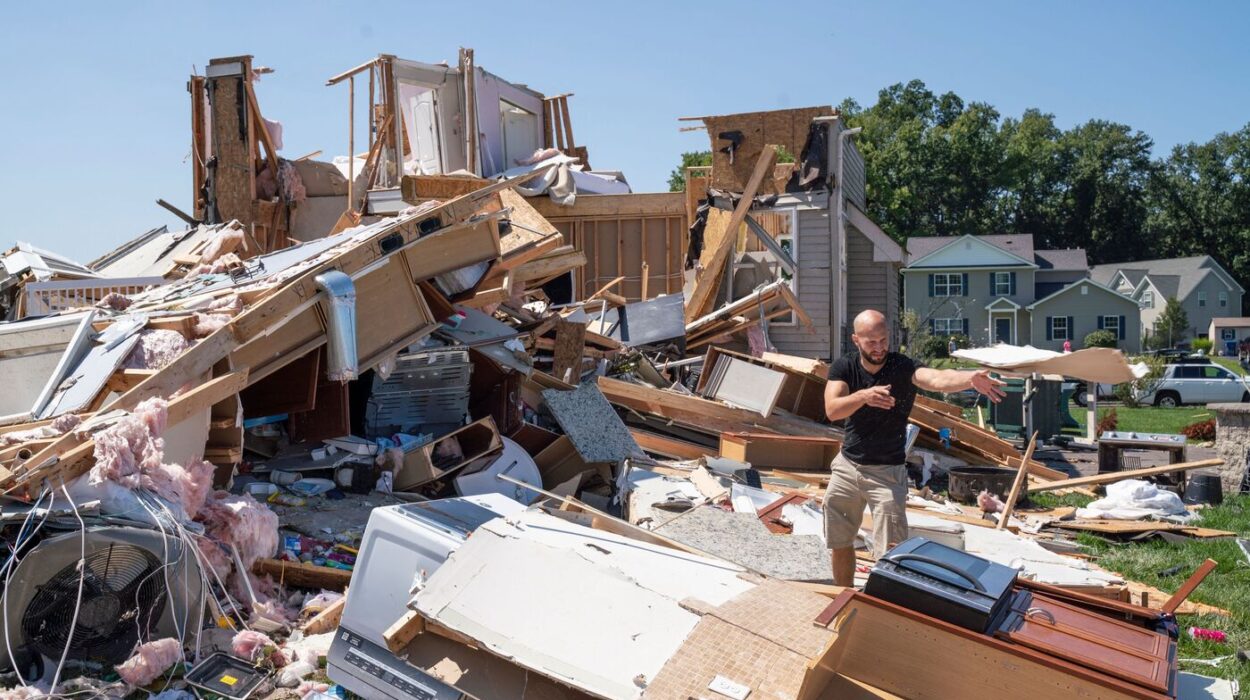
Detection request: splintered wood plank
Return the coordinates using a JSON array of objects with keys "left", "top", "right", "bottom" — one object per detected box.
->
[
  {"left": 685, "top": 145, "right": 778, "bottom": 323},
  {"left": 1027, "top": 459, "right": 1224, "bottom": 493}
]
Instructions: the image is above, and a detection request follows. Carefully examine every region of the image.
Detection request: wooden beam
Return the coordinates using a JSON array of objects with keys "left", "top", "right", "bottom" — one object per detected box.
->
[
  {"left": 685, "top": 145, "right": 778, "bottom": 323},
  {"left": 513, "top": 249, "right": 587, "bottom": 282},
  {"left": 1162, "top": 559, "right": 1219, "bottom": 615},
  {"left": 384, "top": 610, "right": 426, "bottom": 653},
  {"left": 599, "top": 376, "right": 842, "bottom": 440},
  {"left": 526, "top": 192, "right": 685, "bottom": 220},
  {"left": 1027, "top": 459, "right": 1224, "bottom": 493},
  {"left": 629, "top": 429, "right": 717, "bottom": 461},
  {"left": 302, "top": 592, "right": 346, "bottom": 635},
  {"left": 253, "top": 558, "right": 353, "bottom": 591},
  {"left": 997, "top": 432, "right": 1037, "bottom": 529}
]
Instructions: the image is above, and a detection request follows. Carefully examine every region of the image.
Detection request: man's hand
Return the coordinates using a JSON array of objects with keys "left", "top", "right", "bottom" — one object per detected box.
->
[
  {"left": 970, "top": 370, "right": 1007, "bottom": 403},
  {"left": 858, "top": 385, "right": 895, "bottom": 410}
]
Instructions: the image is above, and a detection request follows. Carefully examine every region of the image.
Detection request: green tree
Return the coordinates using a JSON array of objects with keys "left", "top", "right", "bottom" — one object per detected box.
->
[
  {"left": 667, "top": 151, "right": 713, "bottom": 192},
  {"left": 1150, "top": 297, "right": 1190, "bottom": 349},
  {"left": 1145, "top": 124, "right": 1250, "bottom": 314}
]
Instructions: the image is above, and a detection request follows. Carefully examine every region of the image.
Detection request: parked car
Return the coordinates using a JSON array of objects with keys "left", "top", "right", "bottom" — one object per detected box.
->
[
  {"left": 1136, "top": 363, "right": 1250, "bottom": 407},
  {"left": 1065, "top": 381, "right": 1116, "bottom": 407}
]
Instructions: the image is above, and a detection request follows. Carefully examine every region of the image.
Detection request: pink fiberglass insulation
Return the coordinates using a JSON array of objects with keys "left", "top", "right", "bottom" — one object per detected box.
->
[
  {"left": 189, "top": 253, "right": 242, "bottom": 277},
  {"left": 196, "top": 538, "right": 233, "bottom": 580},
  {"left": 96, "top": 292, "right": 134, "bottom": 311},
  {"left": 192, "top": 313, "right": 232, "bottom": 339},
  {"left": 89, "top": 398, "right": 217, "bottom": 518},
  {"left": 123, "top": 329, "right": 190, "bottom": 370},
  {"left": 196, "top": 492, "right": 279, "bottom": 567},
  {"left": 0, "top": 414, "right": 83, "bottom": 447},
  {"left": 232, "top": 630, "right": 288, "bottom": 667},
  {"left": 200, "top": 228, "right": 246, "bottom": 264},
  {"left": 115, "top": 637, "right": 182, "bottom": 686},
  {"left": 0, "top": 687, "right": 44, "bottom": 699},
  {"left": 977, "top": 489, "right": 1005, "bottom": 513}
]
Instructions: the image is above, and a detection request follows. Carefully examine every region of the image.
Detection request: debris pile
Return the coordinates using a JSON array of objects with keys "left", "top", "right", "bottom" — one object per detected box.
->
[{"left": 0, "top": 49, "right": 1237, "bottom": 700}]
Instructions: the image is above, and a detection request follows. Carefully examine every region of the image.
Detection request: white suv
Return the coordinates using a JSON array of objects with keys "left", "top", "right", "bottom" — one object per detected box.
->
[{"left": 1138, "top": 364, "right": 1250, "bottom": 407}]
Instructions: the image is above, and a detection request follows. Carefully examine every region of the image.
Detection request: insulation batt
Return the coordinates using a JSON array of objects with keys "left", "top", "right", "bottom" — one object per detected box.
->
[
  {"left": 196, "top": 538, "right": 234, "bottom": 580},
  {"left": 115, "top": 637, "right": 183, "bottom": 686},
  {"left": 196, "top": 492, "right": 280, "bottom": 567},
  {"left": 89, "top": 398, "right": 215, "bottom": 519},
  {"left": 200, "top": 228, "right": 246, "bottom": 264},
  {"left": 0, "top": 414, "right": 81, "bottom": 447},
  {"left": 232, "top": 630, "right": 288, "bottom": 667},
  {"left": 96, "top": 292, "right": 133, "bottom": 311},
  {"left": 977, "top": 489, "right": 1005, "bottom": 513},
  {"left": 123, "top": 329, "right": 191, "bottom": 370}
]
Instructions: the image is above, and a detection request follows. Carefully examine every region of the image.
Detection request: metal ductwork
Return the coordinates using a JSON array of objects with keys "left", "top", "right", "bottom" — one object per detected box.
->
[{"left": 315, "top": 270, "right": 358, "bottom": 382}]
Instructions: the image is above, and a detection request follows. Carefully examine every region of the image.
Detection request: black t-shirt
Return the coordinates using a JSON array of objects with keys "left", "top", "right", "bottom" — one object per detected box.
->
[{"left": 827, "top": 351, "right": 924, "bottom": 465}]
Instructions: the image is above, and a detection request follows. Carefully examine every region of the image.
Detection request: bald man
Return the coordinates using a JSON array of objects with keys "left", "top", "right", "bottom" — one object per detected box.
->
[{"left": 823, "top": 310, "right": 1006, "bottom": 586}]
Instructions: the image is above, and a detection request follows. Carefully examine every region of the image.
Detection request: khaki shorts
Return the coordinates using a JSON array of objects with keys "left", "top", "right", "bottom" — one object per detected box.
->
[{"left": 822, "top": 452, "right": 909, "bottom": 557}]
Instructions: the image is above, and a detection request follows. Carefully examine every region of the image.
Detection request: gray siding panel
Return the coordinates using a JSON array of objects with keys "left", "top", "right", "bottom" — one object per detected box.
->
[
  {"left": 843, "top": 140, "right": 867, "bottom": 211},
  {"left": 771, "top": 208, "right": 831, "bottom": 359}
]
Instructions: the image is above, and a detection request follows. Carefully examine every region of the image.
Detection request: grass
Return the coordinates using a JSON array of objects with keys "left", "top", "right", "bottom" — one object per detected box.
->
[
  {"left": 1067, "top": 405, "right": 1213, "bottom": 441},
  {"left": 1074, "top": 495, "right": 1250, "bottom": 687},
  {"left": 1214, "top": 357, "right": 1248, "bottom": 377}
]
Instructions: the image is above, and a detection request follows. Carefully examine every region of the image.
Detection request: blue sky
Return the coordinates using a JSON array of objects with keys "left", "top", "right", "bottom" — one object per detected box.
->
[{"left": 3, "top": 1, "right": 1248, "bottom": 259}]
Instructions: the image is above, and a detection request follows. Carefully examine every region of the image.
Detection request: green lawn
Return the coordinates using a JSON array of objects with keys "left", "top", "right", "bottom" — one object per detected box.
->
[
  {"left": 926, "top": 357, "right": 981, "bottom": 371},
  {"left": 1067, "top": 405, "right": 1213, "bottom": 440},
  {"left": 1214, "top": 357, "right": 1248, "bottom": 377},
  {"left": 1074, "top": 495, "right": 1250, "bottom": 687}
]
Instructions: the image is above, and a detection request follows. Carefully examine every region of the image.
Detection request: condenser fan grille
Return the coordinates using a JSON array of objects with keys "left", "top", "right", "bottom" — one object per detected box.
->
[{"left": 21, "top": 543, "right": 168, "bottom": 665}]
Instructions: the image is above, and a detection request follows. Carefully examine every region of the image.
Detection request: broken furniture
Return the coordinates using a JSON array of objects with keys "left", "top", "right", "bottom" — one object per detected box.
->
[
  {"left": 823, "top": 537, "right": 1184, "bottom": 699},
  {"left": 1098, "top": 431, "right": 1188, "bottom": 486}
]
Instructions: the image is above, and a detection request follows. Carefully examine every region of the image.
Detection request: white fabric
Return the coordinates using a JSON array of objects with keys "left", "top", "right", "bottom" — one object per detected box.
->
[{"left": 1076, "top": 479, "right": 1191, "bottom": 520}]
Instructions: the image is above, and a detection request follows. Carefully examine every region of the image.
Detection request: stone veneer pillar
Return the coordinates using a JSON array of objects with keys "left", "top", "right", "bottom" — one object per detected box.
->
[{"left": 1209, "top": 403, "right": 1250, "bottom": 493}]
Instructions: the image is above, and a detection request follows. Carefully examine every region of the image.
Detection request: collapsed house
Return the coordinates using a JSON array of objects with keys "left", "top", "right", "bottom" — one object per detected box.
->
[{"left": 0, "top": 50, "right": 1237, "bottom": 700}]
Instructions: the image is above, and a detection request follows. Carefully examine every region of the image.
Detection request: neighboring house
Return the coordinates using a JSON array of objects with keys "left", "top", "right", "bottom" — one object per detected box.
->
[
  {"left": 1208, "top": 318, "right": 1250, "bottom": 356},
  {"left": 902, "top": 234, "right": 1143, "bottom": 352},
  {"left": 1091, "top": 256, "right": 1245, "bottom": 346}
]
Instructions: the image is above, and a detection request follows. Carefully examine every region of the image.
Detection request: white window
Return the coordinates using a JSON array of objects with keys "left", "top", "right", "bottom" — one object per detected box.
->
[
  {"left": 1199, "top": 291, "right": 1207, "bottom": 307},
  {"left": 1220, "top": 291, "right": 1229, "bottom": 307},
  {"left": 1223, "top": 328, "right": 1237, "bottom": 341},
  {"left": 1050, "top": 316, "right": 1069, "bottom": 340},
  {"left": 994, "top": 272, "right": 1012, "bottom": 296},
  {"left": 933, "top": 273, "right": 963, "bottom": 297},
  {"left": 1102, "top": 316, "right": 1120, "bottom": 337},
  {"left": 933, "top": 318, "right": 963, "bottom": 336},
  {"left": 1142, "top": 290, "right": 1154, "bottom": 308}
]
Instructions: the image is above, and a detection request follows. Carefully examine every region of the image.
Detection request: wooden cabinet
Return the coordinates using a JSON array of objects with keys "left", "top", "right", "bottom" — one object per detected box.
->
[{"left": 997, "top": 593, "right": 1175, "bottom": 695}]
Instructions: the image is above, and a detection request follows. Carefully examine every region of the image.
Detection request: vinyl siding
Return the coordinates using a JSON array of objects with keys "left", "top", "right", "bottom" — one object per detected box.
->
[
  {"left": 1030, "top": 282, "right": 1143, "bottom": 353},
  {"left": 769, "top": 208, "right": 832, "bottom": 359},
  {"left": 901, "top": 267, "right": 1035, "bottom": 346}
]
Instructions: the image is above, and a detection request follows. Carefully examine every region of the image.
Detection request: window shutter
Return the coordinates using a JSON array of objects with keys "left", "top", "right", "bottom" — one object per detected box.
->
[
  {"left": 989, "top": 273, "right": 995, "bottom": 297},
  {"left": 1068, "top": 316, "right": 1075, "bottom": 341},
  {"left": 1118, "top": 315, "right": 1126, "bottom": 340},
  {"left": 928, "top": 318, "right": 935, "bottom": 333},
  {"left": 962, "top": 273, "right": 969, "bottom": 296},
  {"left": 928, "top": 275, "right": 935, "bottom": 297},
  {"left": 1046, "top": 317, "right": 1053, "bottom": 341},
  {"left": 962, "top": 319, "right": 969, "bottom": 336},
  {"left": 1010, "top": 272, "right": 1017, "bottom": 296},
  {"left": 1098, "top": 316, "right": 1104, "bottom": 330}
]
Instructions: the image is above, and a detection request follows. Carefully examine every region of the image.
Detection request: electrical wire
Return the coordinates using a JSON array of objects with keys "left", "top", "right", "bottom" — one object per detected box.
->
[
  {"left": 49, "top": 481, "right": 86, "bottom": 693},
  {"left": 4, "top": 487, "right": 56, "bottom": 687}
]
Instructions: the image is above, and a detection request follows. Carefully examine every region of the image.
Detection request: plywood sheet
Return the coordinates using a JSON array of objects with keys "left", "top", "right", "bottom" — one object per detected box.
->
[{"left": 702, "top": 106, "right": 833, "bottom": 194}]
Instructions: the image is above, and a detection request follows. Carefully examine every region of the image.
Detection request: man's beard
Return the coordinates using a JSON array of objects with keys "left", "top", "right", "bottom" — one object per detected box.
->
[{"left": 862, "top": 348, "right": 888, "bottom": 365}]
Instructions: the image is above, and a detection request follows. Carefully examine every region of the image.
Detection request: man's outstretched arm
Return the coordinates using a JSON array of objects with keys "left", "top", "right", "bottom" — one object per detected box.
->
[
  {"left": 824, "top": 379, "right": 895, "bottom": 421},
  {"left": 913, "top": 367, "right": 1008, "bottom": 402}
]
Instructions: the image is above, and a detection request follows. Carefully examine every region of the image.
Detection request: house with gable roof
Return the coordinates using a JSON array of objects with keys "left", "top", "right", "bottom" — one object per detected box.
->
[
  {"left": 902, "top": 234, "right": 1143, "bottom": 353},
  {"left": 1090, "top": 255, "right": 1245, "bottom": 348}
]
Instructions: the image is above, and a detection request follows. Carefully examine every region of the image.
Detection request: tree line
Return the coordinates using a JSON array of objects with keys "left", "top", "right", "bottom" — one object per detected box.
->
[{"left": 672, "top": 80, "right": 1250, "bottom": 313}]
